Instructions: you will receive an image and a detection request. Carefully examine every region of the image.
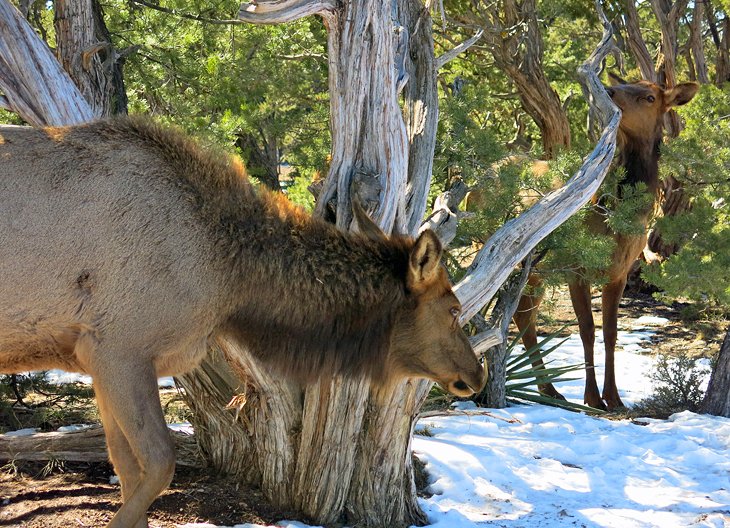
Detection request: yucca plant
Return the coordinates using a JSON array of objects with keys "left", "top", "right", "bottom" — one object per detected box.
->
[{"left": 505, "top": 328, "right": 603, "bottom": 414}]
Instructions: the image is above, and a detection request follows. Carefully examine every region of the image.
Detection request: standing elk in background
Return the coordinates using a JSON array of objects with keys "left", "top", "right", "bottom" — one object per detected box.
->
[
  {"left": 512, "top": 74, "right": 698, "bottom": 410},
  {"left": 0, "top": 117, "right": 485, "bottom": 528}
]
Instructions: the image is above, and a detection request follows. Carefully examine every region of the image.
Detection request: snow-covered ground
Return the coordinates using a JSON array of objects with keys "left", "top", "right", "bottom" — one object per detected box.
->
[
  {"left": 8, "top": 316, "right": 730, "bottom": 527},
  {"left": 177, "top": 315, "right": 729, "bottom": 528}
]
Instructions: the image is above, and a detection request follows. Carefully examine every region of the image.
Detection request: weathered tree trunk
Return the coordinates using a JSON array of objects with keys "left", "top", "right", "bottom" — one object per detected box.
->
[
  {"left": 54, "top": 0, "right": 128, "bottom": 116},
  {"left": 621, "top": 0, "right": 657, "bottom": 81},
  {"left": 688, "top": 0, "right": 710, "bottom": 84},
  {"left": 473, "top": 0, "right": 571, "bottom": 158},
  {"left": 649, "top": 0, "right": 688, "bottom": 137},
  {"left": 700, "top": 327, "right": 730, "bottom": 417}
]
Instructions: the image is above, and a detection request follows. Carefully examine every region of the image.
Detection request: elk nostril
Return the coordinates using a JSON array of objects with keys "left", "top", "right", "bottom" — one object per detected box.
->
[{"left": 453, "top": 380, "right": 470, "bottom": 392}]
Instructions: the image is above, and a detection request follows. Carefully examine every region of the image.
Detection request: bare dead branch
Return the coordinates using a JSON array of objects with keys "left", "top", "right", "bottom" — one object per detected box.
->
[
  {"left": 468, "top": 328, "right": 503, "bottom": 356},
  {"left": 419, "top": 179, "right": 469, "bottom": 246},
  {"left": 238, "top": 0, "right": 336, "bottom": 24},
  {"left": 0, "top": 425, "right": 205, "bottom": 468},
  {"left": 435, "top": 29, "right": 484, "bottom": 69},
  {"left": 418, "top": 409, "right": 522, "bottom": 423}
]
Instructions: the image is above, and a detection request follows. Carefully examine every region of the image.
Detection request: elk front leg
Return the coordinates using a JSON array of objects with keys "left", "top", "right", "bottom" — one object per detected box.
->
[
  {"left": 95, "top": 390, "right": 148, "bottom": 528},
  {"left": 601, "top": 277, "right": 628, "bottom": 410},
  {"left": 568, "top": 279, "right": 605, "bottom": 410},
  {"left": 92, "top": 356, "right": 175, "bottom": 528}
]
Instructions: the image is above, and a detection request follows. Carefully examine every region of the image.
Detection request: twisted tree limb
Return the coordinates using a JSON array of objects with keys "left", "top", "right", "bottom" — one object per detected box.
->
[{"left": 238, "top": 0, "right": 336, "bottom": 24}]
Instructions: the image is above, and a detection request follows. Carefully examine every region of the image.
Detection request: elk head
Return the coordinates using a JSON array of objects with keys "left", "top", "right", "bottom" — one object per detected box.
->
[
  {"left": 606, "top": 73, "right": 699, "bottom": 145},
  {"left": 353, "top": 201, "right": 486, "bottom": 396}
]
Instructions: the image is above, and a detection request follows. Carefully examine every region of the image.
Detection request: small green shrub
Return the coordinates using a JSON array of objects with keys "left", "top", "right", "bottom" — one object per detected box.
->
[{"left": 634, "top": 353, "right": 706, "bottom": 417}]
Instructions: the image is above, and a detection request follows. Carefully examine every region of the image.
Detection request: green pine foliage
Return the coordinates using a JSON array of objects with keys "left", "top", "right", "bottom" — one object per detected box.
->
[
  {"left": 643, "top": 85, "right": 730, "bottom": 307},
  {"left": 105, "top": 0, "right": 331, "bottom": 200}
]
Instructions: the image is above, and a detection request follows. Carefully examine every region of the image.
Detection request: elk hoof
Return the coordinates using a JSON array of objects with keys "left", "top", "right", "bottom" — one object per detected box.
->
[
  {"left": 584, "top": 391, "right": 608, "bottom": 411},
  {"left": 538, "top": 384, "right": 566, "bottom": 401},
  {"left": 603, "top": 395, "right": 626, "bottom": 411}
]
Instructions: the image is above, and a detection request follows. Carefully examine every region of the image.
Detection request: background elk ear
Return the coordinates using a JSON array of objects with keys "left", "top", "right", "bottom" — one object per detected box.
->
[
  {"left": 408, "top": 230, "right": 443, "bottom": 290},
  {"left": 352, "top": 200, "right": 385, "bottom": 240},
  {"left": 664, "top": 82, "right": 699, "bottom": 107},
  {"left": 607, "top": 72, "right": 628, "bottom": 86}
]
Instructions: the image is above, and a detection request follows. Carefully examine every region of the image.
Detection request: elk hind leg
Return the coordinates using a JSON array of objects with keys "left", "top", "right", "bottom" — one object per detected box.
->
[
  {"left": 92, "top": 355, "right": 175, "bottom": 528},
  {"left": 513, "top": 277, "right": 565, "bottom": 400}
]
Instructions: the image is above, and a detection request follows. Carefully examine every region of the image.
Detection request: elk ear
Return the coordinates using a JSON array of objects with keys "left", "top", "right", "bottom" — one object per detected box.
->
[
  {"left": 664, "top": 82, "right": 699, "bottom": 107},
  {"left": 352, "top": 200, "right": 385, "bottom": 240},
  {"left": 607, "top": 72, "right": 628, "bottom": 86},
  {"left": 407, "top": 230, "right": 443, "bottom": 291}
]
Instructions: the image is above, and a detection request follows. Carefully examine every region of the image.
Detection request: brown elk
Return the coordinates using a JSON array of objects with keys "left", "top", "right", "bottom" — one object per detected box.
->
[
  {"left": 511, "top": 74, "right": 698, "bottom": 410},
  {"left": 0, "top": 117, "right": 485, "bottom": 527}
]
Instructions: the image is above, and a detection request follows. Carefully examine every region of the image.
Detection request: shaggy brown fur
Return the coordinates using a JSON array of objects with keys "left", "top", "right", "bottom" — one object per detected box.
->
[{"left": 0, "top": 117, "right": 485, "bottom": 527}]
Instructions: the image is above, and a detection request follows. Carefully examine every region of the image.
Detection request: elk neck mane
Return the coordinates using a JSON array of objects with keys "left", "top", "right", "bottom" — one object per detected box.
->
[
  {"left": 93, "top": 116, "right": 415, "bottom": 385},
  {"left": 615, "top": 126, "right": 663, "bottom": 197}
]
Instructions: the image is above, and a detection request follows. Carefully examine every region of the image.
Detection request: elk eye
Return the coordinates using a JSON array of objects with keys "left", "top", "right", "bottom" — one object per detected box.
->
[
  {"left": 646, "top": 95, "right": 656, "bottom": 103},
  {"left": 450, "top": 307, "right": 461, "bottom": 318}
]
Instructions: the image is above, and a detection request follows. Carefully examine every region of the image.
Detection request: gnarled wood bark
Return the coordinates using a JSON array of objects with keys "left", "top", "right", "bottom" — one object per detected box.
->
[
  {"left": 688, "top": 0, "right": 710, "bottom": 84},
  {"left": 467, "top": 0, "right": 571, "bottom": 158},
  {"left": 701, "top": 327, "right": 730, "bottom": 417},
  {"left": 621, "top": 0, "right": 657, "bottom": 81}
]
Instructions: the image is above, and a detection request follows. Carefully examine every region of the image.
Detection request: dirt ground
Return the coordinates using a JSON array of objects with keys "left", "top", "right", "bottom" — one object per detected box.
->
[
  {"left": 0, "top": 462, "right": 304, "bottom": 527},
  {"left": 0, "top": 287, "right": 726, "bottom": 528}
]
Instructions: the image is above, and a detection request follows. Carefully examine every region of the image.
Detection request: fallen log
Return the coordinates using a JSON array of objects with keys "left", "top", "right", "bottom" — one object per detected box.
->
[{"left": 0, "top": 425, "right": 205, "bottom": 468}]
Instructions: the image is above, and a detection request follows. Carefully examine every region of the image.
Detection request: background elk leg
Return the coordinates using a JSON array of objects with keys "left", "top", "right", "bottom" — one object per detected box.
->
[
  {"left": 513, "top": 275, "right": 566, "bottom": 400},
  {"left": 568, "top": 279, "right": 605, "bottom": 410},
  {"left": 601, "top": 277, "right": 629, "bottom": 410},
  {"left": 91, "top": 357, "right": 175, "bottom": 528}
]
